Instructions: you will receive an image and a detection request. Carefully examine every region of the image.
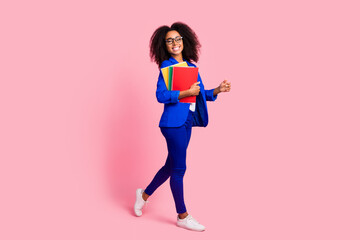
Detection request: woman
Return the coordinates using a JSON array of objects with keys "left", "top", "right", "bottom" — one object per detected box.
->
[{"left": 134, "top": 22, "right": 231, "bottom": 231}]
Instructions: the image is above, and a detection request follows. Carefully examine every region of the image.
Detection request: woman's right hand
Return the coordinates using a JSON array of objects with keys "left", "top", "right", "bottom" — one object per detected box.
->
[{"left": 189, "top": 82, "right": 200, "bottom": 96}]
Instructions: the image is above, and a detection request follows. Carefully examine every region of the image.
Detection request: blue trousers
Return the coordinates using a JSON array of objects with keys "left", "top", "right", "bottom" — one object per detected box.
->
[{"left": 144, "top": 110, "right": 193, "bottom": 214}]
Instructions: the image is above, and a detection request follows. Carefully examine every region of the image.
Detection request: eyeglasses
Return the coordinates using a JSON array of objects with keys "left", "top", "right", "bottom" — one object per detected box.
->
[{"left": 165, "top": 36, "right": 183, "bottom": 45}]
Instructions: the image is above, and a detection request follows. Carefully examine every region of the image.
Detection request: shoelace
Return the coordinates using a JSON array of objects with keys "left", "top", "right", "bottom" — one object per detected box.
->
[{"left": 187, "top": 215, "right": 199, "bottom": 224}]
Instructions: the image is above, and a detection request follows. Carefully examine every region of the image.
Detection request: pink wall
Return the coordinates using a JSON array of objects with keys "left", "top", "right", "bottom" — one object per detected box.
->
[{"left": 1, "top": 0, "right": 359, "bottom": 239}]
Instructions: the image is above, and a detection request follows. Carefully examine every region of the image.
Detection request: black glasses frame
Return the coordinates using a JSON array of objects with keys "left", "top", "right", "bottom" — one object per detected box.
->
[{"left": 165, "top": 36, "right": 183, "bottom": 45}]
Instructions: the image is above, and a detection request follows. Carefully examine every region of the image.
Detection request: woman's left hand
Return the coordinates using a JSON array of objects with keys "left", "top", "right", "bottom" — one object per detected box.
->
[{"left": 219, "top": 80, "right": 231, "bottom": 92}]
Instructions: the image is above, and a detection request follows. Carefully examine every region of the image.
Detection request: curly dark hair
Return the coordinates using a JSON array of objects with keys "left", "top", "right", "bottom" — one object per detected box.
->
[{"left": 149, "top": 22, "right": 201, "bottom": 69}]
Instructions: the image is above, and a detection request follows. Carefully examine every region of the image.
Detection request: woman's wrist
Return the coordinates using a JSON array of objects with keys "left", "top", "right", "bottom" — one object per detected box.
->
[
  {"left": 213, "top": 86, "right": 221, "bottom": 96},
  {"left": 179, "top": 89, "right": 193, "bottom": 99}
]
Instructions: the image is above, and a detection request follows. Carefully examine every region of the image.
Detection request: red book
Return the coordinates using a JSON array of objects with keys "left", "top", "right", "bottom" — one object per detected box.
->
[{"left": 172, "top": 66, "right": 199, "bottom": 103}]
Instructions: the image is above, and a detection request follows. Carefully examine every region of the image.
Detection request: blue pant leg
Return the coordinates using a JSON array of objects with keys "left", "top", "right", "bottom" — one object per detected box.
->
[
  {"left": 160, "top": 125, "right": 189, "bottom": 214},
  {"left": 144, "top": 111, "right": 193, "bottom": 213},
  {"left": 144, "top": 154, "right": 171, "bottom": 196},
  {"left": 185, "top": 111, "right": 193, "bottom": 148}
]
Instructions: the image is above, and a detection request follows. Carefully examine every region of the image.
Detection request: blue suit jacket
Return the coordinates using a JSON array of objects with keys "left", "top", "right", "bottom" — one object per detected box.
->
[{"left": 156, "top": 57, "right": 218, "bottom": 127}]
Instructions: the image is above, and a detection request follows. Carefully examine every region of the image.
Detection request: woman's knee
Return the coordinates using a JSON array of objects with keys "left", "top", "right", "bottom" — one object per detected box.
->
[
  {"left": 160, "top": 164, "right": 171, "bottom": 175},
  {"left": 171, "top": 167, "right": 186, "bottom": 177}
]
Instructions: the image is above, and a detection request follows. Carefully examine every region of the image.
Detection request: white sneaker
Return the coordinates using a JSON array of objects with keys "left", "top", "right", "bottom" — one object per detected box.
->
[
  {"left": 134, "top": 188, "right": 148, "bottom": 217},
  {"left": 176, "top": 215, "right": 206, "bottom": 231}
]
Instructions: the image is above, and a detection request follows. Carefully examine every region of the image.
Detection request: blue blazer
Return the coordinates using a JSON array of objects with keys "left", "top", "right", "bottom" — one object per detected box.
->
[{"left": 156, "top": 57, "right": 218, "bottom": 127}]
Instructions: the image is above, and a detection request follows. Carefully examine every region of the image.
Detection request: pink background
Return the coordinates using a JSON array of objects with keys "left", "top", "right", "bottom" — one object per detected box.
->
[{"left": 1, "top": 0, "right": 359, "bottom": 239}]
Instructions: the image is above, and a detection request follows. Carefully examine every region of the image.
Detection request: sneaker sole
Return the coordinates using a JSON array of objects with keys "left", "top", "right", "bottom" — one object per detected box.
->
[
  {"left": 176, "top": 223, "right": 205, "bottom": 232},
  {"left": 134, "top": 189, "right": 143, "bottom": 217}
]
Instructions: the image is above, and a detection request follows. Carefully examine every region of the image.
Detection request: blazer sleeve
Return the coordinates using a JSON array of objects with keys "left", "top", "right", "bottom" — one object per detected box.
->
[
  {"left": 198, "top": 72, "right": 218, "bottom": 102},
  {"left": 156, "top": 61, "right": 180, "bottom": 104}
]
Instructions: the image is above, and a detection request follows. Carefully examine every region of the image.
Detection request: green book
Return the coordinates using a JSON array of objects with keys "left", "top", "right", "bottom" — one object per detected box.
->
[{"left": 168, "top": 66, "right": 174, "bottom": 90}]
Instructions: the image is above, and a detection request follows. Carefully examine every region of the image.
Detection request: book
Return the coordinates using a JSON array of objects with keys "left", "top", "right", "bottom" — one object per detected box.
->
[
  {"left": 172, "top": 66, "right": 199, "bottom": 103},
  {"left": 169, "top": 66, "right": 173, "bottom": 90},
  {"left": 168, "top": 65, "right": 195, "bottom": 90},
  {"left": 160, "top": 61, "right": 188, "bottom": 90}
]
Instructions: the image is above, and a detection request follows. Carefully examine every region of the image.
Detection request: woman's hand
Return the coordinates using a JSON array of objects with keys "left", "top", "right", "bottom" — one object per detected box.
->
[
  {"left": 219, "top": 80, "right": 231, "bottom": 92},
  {"left": 178, "top": 82, "right": 200, "bottom": 100},
  {"left": 213, "top": 80, "right": 231, "bottom": 96},
  {"left": 189, "top": 81, "right": 200, "bottom": 96}
]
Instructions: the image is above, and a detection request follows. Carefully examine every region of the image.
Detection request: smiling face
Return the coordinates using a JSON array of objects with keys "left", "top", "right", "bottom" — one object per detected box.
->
[{"left": 165, "top": 30, "right": 184, "bottom": 60}]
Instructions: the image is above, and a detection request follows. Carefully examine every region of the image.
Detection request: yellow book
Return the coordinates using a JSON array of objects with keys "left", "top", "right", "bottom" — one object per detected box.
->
[{"left": 161, "top": 61, "right": 188, "bottom": 90}]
